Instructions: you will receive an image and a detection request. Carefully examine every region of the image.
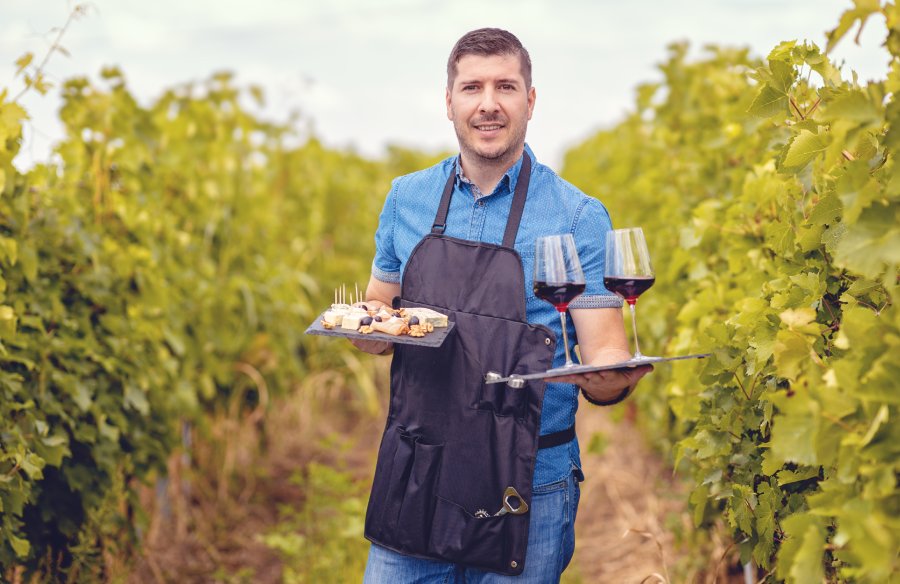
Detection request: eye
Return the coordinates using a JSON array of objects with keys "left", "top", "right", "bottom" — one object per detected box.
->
[
  {"left": 461, "top": 84, "right": 479, "bottom": 92},
  {"left": 499, "top": 83, "right": 516, "bottom": 91}
]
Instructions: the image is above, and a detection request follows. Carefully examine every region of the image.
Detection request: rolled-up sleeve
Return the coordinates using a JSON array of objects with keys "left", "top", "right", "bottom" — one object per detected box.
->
[
  {"left": 372, "top": 179, "right": 402, "bottom": 283},
  {"left": 568, "top": 198, "right": 623, "bottom": 309}
]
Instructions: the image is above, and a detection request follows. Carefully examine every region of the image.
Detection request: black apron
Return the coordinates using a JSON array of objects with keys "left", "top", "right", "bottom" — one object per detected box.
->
[{"left": 365, "top": 154, "right": 571, "bottom": 576}]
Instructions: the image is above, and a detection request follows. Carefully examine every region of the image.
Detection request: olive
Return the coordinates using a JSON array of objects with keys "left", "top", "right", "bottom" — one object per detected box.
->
[
  {"left": 361, "top": 305, "right": 368, "bottom": 311},
  {"left": 361, "top": 316, "right": 373, "bottom": 326},
  {"left": 374, "top": 316, "right": 382, "bottom": 322},
  {"left": 409, "top": 316, "right": 420, "bottom": 325}
]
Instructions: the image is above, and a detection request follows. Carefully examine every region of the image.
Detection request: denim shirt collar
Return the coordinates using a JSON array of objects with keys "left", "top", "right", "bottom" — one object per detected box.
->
[{"left": 454, "top": 143, "right": 535, "bottom": 199}]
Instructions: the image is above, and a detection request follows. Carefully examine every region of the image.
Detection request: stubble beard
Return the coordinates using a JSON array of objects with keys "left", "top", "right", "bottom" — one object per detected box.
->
[{"left": 454, "top": 114, "right": 528, "bottom": 168}]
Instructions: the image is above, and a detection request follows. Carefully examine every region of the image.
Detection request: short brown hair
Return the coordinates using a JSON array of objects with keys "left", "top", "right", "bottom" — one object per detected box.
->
[{"left": 446, "top": 28, "right": 532, "bottom": 89}]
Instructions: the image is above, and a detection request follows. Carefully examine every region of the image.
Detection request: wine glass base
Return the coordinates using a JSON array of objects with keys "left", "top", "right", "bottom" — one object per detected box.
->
[
  {"left": 545, "top": 363, "right": 595, "bottom": 376},
  {"left": 627, "top": 355, "right": 663, "bottom": 365}
]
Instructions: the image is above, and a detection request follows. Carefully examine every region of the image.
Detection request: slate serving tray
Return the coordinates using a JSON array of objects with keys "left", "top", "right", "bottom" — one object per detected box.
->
[
  {"left": 305, "top": 311, "right": 455, "bottom": 348},
  {"left": 483, "top": 353, "right": 711, "bottom": 384}
]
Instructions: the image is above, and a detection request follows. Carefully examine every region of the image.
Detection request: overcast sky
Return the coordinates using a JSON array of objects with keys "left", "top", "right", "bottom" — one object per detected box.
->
[{"left": 1, "top": 0, "right": 892, "bottom": 170}]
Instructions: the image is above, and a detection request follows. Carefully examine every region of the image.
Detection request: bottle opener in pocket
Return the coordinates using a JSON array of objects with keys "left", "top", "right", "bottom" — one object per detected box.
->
[{"left": 474, "top": 486, "right": 529, "bottom": 519}]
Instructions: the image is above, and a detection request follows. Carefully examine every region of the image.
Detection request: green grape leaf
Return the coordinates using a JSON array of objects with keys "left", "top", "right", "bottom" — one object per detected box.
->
[
  {"left": 834, "top": 206, "right": 900, "bottom": 278},
  {"left": 749, "top": 85, "right": 789, "bottom": 118},
  {"left": 690, "top": 484, "right": 709, "bottom": 528},
  {"left": 124, "top": 383, "right": 150, "bottom": 415},
  {"left": 777, "top": 466, "right": 820, "bottom": 486},
  {"left": 777, "top": 513, "right": 826, "bottom": 583},
  {"left": 8, "top": 533, "right": 30, "bottom": 558},
  {"left": 826, "top": 0, "right": 882, "bottom": 54},
  {"left": 771, "top": 411, "right": 819, "bottom": 466},
  {"left": 781, "top": 130, "right": 829, "bottom": 170},
  {"left": 730, "top": 483, "right": 756, "bottom": 534},
  {"left": 773, "top": 330, "right": 812, "bottom": 381},
  {"left": 762, "top": 448, "right": 783, "bottom": 476},
  {"left": 820, "top": 89, "right": 881, "bottom": 125},
  {"left": 807, "top": 192, "right": 842, "bottom": 226},
  {"left": 765, "top": 222, "right": 795, "bottom": 256},
  {"left": 753, "top": 483, "right": 779, "bottom": 568},
  {"left": 778, "top": 307, "right": 818, "bottom": 333}
]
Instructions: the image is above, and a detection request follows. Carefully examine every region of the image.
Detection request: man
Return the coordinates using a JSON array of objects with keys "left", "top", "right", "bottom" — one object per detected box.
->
[{"left": 353, "top": 28, "right": 652, "bottom": 583}]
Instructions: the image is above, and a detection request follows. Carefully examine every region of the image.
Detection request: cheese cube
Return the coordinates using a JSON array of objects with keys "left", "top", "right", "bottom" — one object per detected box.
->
[
  {"left": 341, "top": 313, "right": 364, "bottom": 330},
  {"left": 405, "top": 307, "right": 448, "bottom": 327},
  {"left": 323, "top": 309, "right": 346, "bottom": 326}
]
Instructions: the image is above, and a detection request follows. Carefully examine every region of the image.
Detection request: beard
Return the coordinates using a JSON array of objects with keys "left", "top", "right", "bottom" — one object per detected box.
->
[{"left": 452, "top": 112, "right": 528, "bottom": 166}]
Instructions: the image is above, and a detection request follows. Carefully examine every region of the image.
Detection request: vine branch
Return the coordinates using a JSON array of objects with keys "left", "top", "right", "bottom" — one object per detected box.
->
[
  {"left": 733, "top": 372, "right": 751, "bottom": 400},
  {"left": 12, "top": 4, "right": 90, "bottom": 103},
  {"left": 789, "top": 97, "right": 806, "bottom": 120}
]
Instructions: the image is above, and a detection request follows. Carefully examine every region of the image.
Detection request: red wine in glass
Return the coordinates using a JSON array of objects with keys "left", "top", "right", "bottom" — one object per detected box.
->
[
  {"left": 605, "top": 228, "right": 654, "bottom": 359},
  {"left": 534, "top": 234, "right": 585, "bottom": 368},
  {"left": 533, "top": 282, "right": 587, "bottom": 312},
  {"left": 602, "top": 276, "right": 655, "bottom": 305}
]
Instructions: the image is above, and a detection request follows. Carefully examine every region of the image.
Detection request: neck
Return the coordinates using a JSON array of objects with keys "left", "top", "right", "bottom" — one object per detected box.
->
[{"left": 459, "top": 146, "right": 524, "bottom": 195}]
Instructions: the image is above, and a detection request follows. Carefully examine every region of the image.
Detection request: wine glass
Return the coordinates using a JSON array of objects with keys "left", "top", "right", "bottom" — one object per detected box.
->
[
  {"left": 604, "top": 227, "right": 655, "bottom": 360},
  {"left": 534, "top": 234, "right": 585, "bottom": 369}
]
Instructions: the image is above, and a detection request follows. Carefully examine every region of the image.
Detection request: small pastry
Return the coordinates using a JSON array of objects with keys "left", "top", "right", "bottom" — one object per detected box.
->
[{"left": 371, "top": 317, "right": 410, "bottom": 336}]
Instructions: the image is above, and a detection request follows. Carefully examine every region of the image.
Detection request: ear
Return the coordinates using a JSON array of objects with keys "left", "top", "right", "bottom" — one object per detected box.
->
[
  {"left": 526, "top": 86, "right": 536, "bottom": 121},
  {"left": 446, "top": 86, "right": 453, "bottom": 120}
]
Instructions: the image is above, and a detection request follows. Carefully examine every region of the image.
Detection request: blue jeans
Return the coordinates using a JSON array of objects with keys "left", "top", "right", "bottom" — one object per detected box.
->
[{"left": 363, "top": 470, "right": 581, "bottom": 583}]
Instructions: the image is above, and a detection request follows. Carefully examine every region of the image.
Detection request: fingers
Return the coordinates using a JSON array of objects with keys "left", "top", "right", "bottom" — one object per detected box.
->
[
  {"left": 549, "top": 365, "right": 654, "bottom": 394},
  {"left": 620, "top": 364, "right": 652, "bottom": 381},
  {"left": 349, "top": 338, "right": 393, "bottom": 355}
]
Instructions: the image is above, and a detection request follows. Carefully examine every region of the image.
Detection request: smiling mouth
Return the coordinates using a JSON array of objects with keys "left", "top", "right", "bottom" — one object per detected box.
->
[{"left": 475, "top": 124, "right": 504, "bottom": 131}]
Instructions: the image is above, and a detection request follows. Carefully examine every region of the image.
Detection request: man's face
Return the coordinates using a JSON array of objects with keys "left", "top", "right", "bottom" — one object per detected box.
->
[{"left": 446, "top": 53, "right": 536, "bottom": 165}]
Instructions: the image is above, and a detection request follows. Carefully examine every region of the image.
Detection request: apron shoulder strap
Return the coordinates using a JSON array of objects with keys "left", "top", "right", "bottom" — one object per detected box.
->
[
  {"left": 432, "top": 166, "right": 456, "bottom": 234},
  {"left": 501, "top": 153, "right": 531, "bottom": 248},
  {"left": 431, "top": 153, "right": 533, "bottom": 247}
]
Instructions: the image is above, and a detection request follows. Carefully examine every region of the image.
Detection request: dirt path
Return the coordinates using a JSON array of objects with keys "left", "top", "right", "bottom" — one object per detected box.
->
[
  {"left": 572, "top": 403, "right": 686, "bottom": 583},
  {"left": 572, "top": 403, "right": 746, "bottom": 584}
]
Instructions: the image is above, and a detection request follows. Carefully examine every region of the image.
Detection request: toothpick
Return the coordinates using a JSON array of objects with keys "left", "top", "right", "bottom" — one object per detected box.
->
[{"left": 355, "top": 283, "right": 359, "bottom": 305}]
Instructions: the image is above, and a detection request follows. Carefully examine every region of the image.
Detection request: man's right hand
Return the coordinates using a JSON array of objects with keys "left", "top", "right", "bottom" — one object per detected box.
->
[
  {"left": 348, "top": 276, "right": 401, "bottom": 355},
  {"left": 350, "top": 337, "right": 394, "bottom": 355}
]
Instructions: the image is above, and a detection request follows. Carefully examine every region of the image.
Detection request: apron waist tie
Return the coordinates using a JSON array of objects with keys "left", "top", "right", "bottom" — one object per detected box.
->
[{"left": 537, "top": 424, "right": 575, "bottom": 449}]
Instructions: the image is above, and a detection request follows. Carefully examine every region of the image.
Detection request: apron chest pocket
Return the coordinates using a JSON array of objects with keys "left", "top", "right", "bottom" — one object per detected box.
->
[{"left": 476, "top": 380, "right": 526, "bottom": 418}]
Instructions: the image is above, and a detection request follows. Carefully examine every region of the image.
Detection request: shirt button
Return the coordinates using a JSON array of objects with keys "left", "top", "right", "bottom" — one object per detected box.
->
[
  {"left": 478, "top": 200, "right": 484, "bottom": 207},
  {"left": 545, "top": 338, "right": 552, "bottom": 346}
]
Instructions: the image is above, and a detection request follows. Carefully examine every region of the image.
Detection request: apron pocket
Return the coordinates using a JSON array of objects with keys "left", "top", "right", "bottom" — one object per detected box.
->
[
  {"left": 476, "top": 379, "right": 526, "bottom": 419},
  {"left": 381, "top": 427, "right": 416, "bottom": 530},
  {"left": 367, "top": 428, "right": 445, "bottom": 553},
  {"left": 395, "top": 438, "right": 444, "bottom": 554},
  {"left": 428, "top": 495, "right": 524, "bottom": 573}
]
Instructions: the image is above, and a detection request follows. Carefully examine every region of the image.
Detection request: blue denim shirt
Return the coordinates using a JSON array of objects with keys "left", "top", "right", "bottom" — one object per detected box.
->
[{"left": 372, "top": 144, "right": 623, "bottom": 486}]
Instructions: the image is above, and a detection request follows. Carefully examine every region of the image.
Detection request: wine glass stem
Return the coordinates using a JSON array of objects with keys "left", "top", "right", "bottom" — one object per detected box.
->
[
  {"left": 559, "top": 311, "right": 575, "bottom": 367},
  {"left": 629, "top": 302, "right": 642, "bottom": 359}
]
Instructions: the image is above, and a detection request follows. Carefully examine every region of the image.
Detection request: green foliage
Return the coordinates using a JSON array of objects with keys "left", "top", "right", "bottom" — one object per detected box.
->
[
  {"left": 259, "top": 463, "right": 370, "bottom": 583},
  {"left": 563, "top": 4, "right": 899, "bottom": 582},
  {"left": 0, "top": 62, "right": 445, "bottom": 577}
]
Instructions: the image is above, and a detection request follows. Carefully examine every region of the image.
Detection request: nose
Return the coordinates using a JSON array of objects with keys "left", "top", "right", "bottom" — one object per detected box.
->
[{"left": 479, "top": 87, "right": 499, "bottom": 113}]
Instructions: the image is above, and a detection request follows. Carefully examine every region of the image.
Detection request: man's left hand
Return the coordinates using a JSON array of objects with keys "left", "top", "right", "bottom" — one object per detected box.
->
[{"left": 549, "top": 363, "right": 653, "bottom": 403}]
